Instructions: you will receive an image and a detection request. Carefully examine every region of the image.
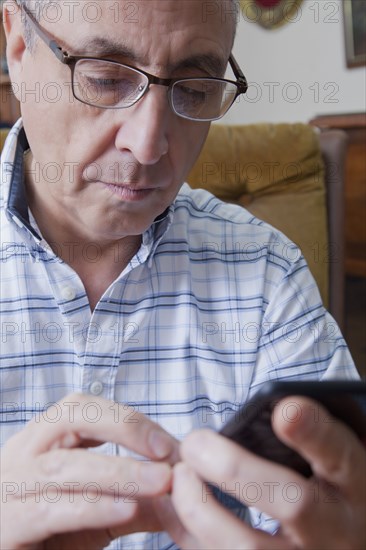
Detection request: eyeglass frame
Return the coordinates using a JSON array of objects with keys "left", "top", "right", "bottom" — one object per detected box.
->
[{"left": 21, "top": 4, "right": 248, "bottom": 121}]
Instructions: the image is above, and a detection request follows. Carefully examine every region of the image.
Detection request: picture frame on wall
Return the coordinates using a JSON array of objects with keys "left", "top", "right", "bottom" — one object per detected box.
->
[{"left": 343, "top": 0, "right": 366, "bottom": 67}]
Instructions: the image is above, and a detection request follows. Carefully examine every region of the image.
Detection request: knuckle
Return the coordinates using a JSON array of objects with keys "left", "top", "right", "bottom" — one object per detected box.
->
[{"left": 37, "top": 449, "right": 67, "bottom": 477}]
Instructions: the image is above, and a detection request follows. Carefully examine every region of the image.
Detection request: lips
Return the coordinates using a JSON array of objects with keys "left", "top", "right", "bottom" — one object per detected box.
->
[
  {"left": 102, "top": 181, "right": 152, "bottom": 190},
  {"left": 102, "top": 181, "right": 156, "bottom": 201}
]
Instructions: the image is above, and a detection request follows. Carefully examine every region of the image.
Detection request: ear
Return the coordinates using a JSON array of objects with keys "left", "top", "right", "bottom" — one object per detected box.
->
[{"left": 3, "top": 1, "right": 27, "bottom": 101}]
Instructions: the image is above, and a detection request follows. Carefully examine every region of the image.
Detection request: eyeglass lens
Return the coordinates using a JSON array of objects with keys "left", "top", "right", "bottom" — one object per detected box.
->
[
  {"left": 73, "top": 59, "right": 148, "bottom": 107},
  {"left": 72, "top": 59, "right": 238, "bottom": 120}
]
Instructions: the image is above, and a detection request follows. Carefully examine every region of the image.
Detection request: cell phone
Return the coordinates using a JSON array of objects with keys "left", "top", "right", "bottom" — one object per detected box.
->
[{"left": 220, "top": 380, "right": 366, "bottom": 478}]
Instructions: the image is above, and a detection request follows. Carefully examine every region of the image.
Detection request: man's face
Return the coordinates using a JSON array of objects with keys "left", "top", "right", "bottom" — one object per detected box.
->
[{"left": 14, "top": 0, "right": 234, "bottom": 243}]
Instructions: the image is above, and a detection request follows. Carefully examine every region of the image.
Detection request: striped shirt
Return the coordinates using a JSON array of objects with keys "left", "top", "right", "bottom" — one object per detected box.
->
[{"left": 0, "top": 120, "right": 358, "bottom": 549}]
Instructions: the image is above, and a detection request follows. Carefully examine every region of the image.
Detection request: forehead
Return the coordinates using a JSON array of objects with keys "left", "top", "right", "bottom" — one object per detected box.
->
[{"left": 39, "top": 0, "right": 235, "bottom": 70}]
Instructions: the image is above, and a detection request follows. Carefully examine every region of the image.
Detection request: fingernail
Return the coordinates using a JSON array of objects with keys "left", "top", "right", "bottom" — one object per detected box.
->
[{"left": 149, "top": 430, "right": 173, "bottom": 458}]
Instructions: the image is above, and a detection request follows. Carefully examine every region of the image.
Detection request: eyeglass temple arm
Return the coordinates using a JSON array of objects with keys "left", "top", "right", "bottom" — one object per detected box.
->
[
  {"left": 22, "top": 5, "right": 71, "bottom": 64},
  {"left": 229, "top": 54, "right": 248, "bottom": 94}
]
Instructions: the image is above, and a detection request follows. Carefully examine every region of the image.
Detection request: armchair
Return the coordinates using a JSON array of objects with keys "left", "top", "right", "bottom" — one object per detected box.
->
[{"left": 187, "top": 123, "right": 348, "bottom": 332}]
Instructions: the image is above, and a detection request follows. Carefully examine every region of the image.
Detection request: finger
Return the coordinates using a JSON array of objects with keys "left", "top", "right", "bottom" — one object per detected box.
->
[
  {"left": 180, "top": 429, "right": 310, "bottom": 522},
  {"left": 14, "top": 449, "right": 172, "bottom": 496},
  {"left": 272, "top": 396, "right": 366, "bottom": 499},
  {"left": 9, "top": 393, "right": 178, "bottom": 462},
  {"left": 5, "top": 492, "right": 137, "bottom": 548},
  {"left": 169, "top": 462, "right": 292, "bottom": 550},
  {"left": 109, "top": 497, "right": 170, "bottom": 536},
  {"left": 154, "top": 494, "right": 202, "bottom": 549}
]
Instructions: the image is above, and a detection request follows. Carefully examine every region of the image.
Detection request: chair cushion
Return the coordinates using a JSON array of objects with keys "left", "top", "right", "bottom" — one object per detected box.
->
[{"left": 187, "top": 123, "right": 328, "bottom": 306}]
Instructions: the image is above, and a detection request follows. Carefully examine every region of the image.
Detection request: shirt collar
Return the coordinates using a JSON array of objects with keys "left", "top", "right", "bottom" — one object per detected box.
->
[
  {"left": 1, "top": 120, "right": 174, "bottom": 260},
  {"left": 2, "top": 122, "right": 42, "bottom": 243}
]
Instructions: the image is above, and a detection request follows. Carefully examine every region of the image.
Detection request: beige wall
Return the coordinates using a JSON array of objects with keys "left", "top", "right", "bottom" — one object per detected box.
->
[{"left": 221, "top": 0, "right": 365, "bottom": 124}]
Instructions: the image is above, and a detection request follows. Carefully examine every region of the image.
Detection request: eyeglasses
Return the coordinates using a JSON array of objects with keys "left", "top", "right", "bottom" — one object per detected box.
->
[{"left": 22, "top": 5, "right": 248, "bottom": 122}]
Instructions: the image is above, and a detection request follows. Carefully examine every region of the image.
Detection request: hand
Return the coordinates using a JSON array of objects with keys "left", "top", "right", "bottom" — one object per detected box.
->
[
  {"left": 0, "top": 393, "right": 179, "bottom": 550},
  {"left": 155, "top": 397, "right": 366, "bottom": 549}
]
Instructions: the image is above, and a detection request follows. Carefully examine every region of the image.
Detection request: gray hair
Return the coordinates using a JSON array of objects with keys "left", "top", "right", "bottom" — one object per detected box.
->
[
  {"left": 17, "top": 0, "right": 239, "bottom": 51},
  {"left": 16, "top": 0, "right": 54, "bottom": 49}
]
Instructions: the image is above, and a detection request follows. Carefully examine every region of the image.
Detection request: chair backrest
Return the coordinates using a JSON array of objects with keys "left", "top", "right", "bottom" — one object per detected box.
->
[
  {"left": 187, "top": 123, "right": 348, "bottom": 331},
  {"left": 318, "top": 129, "right": 348, "bottom": 331}
]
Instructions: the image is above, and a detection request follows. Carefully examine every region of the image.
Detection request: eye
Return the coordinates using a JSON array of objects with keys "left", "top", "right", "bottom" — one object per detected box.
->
[
  {"left": 82, "top": 71, "right": 135, "bottom": 89},
  {"left": 174, "top": 83, "right": 206, "bottom": 103},
  {"left": 73, "top": 59, "right": 149, "bottom": 106},
  {"left": 89, "top": 77, "right": 125, "bottom": 87}
]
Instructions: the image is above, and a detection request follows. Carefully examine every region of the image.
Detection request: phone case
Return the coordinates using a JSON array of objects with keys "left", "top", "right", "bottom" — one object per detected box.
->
[{"left": 220, "top": 381, "right": 366, "bottom": 477}]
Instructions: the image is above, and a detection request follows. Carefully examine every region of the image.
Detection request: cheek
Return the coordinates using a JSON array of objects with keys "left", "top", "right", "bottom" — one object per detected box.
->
[
  {"left": 175, "top": 123, "right": 210, "bottom": 179},
  {"left": 20, "top": 83, "right": 69, "bottom": 158},
  {"left": 22, "top": 98, "right": 101, "bottom": 184}
]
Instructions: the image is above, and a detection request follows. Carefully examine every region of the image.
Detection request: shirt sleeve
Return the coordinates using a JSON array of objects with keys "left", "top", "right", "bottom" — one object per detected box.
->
[
  {"left": 244, "top": 248, "right": 359, "bottom": 534},
  {"left": 247, "top": 250, "right": 359, "bottom": 394}
]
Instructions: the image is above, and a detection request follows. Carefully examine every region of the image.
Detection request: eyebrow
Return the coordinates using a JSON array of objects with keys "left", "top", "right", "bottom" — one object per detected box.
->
[
  {"left": 171, "top": 54, "right": 227, "bottom": 78},
  {"left": 75, "top": 37, "right": 140, "bottom": 59},
  {"left": 74, "top": 37, "right": 227, "bottom": 77}
]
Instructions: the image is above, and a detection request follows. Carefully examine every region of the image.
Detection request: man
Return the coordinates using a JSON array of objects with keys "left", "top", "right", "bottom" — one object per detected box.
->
[{"left": 0, "top": 1, "right": 364, "bottom": 549}]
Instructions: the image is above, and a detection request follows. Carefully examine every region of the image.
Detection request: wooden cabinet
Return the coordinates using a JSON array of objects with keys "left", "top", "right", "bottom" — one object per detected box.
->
[
  {"left": 0, "top": 4, "right": 20, "bottom": 126},
  {"left": 310, "top": 113, "right": 366, "bottom": 278}
]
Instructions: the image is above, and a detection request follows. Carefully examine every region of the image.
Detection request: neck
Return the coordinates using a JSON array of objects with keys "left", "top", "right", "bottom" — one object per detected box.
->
[
  {"left": 42, "top": 220, "right": 141, "bottom": 310},
  {"left": 68, "top": 236, "right": 142, "bottom": 311},
  {"left": 42, "top": 219, "right": 141, "bottom": 310}
]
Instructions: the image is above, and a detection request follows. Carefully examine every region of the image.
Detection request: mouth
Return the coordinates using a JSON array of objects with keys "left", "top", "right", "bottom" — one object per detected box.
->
[{"left": 102, "top": 182, "right": 156, "bottom": 202}]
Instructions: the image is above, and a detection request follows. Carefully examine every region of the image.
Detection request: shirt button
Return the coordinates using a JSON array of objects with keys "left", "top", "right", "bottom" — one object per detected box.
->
[
  {"left": 89, "top": 380, "right": 104, "bottom": 396},
  {"left": 61, "top": 286, "right": 76, "bottom": 301}
]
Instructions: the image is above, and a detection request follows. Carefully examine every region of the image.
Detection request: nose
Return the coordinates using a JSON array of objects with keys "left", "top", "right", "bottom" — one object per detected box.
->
[{"left": 114, "top": 86, "right": 170, "bottom": 165}]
